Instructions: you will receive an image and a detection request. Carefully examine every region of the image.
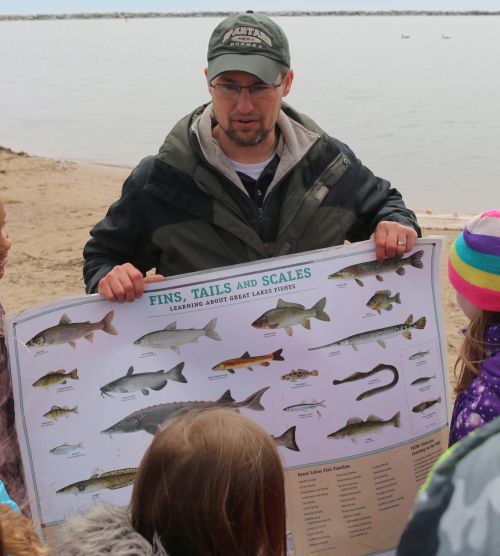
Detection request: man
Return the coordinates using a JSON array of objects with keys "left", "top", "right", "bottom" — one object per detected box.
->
[{"left": 84, "top": 11, "right": 420, "bottom": 302}]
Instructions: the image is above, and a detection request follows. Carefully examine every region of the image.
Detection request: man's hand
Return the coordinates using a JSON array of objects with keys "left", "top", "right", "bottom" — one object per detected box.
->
[
  {"left": 371, "top": 221, "right": 418, "bottom": 261},
  {"left": 98, "top": 263, "right": 164, "bottom": 302}
]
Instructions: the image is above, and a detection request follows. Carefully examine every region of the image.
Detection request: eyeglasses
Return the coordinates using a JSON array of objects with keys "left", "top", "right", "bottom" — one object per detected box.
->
[{"left": 209, "top": 76, "right": 286, "bottom": 100}]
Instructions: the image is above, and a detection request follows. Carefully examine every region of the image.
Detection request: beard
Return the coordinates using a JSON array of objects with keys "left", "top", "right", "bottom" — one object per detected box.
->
[
  {"left": 223, "top": 127, "right": 270, "bottom": 147},
  {"left": 218, "top": 117, "right": 273, "bottom": 147}
]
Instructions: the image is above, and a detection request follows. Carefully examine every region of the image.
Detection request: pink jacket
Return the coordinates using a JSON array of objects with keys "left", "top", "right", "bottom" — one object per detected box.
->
[{"left": 0, "top": 303, "right": 28, "bottom": 512}]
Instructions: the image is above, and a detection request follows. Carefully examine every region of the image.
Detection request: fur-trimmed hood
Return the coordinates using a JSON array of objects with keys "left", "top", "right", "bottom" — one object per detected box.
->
[{"left": 55, "top": 503, "right": 168, "bottom": 555}]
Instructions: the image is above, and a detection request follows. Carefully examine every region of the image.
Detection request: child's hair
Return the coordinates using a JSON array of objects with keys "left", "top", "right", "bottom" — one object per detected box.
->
[
  {"left": 454, "top": 310, "right": 500, "bottom": 392},
  {"left": 130, "top": 409, "right": 286, "bottom": 556},
  {"left": 448, "top": 210, "right": 500, "bottom": 392},
  {"left": 0, "top": 504, "right": 47, "bottom": 556}
]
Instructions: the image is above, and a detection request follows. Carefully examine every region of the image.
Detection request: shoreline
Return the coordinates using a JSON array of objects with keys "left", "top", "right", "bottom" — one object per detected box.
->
[
  {"left": 0, "top": 146, "right": 465, "bottom": 392},
  {"left": 0, "top": 146, "right": 474, "bottom": 230}
]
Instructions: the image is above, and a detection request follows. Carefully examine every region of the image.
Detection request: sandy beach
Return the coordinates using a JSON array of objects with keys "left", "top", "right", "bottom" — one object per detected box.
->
[{"left": 0, "top": 146, "right": 467, "bottom": 392}]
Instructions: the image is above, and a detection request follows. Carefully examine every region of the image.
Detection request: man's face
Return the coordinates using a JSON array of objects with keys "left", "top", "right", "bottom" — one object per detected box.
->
[{"left": 206, "top": 69, "right": 293, "bottom": 149}]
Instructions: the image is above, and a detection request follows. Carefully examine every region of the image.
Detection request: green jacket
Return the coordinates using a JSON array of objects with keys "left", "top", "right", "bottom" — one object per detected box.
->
[
  {"left": 83, "top": 102, "right": 420, "bottom": 293},
  {"left": 397, "top": 417, "right": 500, "bottom": 556}
]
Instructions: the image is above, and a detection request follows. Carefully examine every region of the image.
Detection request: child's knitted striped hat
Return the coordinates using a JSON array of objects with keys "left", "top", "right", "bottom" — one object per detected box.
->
[{"left": 448, "top": 210, "right": 500, "bottom": 312}]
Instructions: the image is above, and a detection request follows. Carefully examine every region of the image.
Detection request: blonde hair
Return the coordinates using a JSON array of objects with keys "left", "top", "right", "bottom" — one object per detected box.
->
[
  {"left": 130, "top": 409, "right": 286, "bottom": 556},
  {"left": 454, "top": 310, "right": 500, "bottom": 393},
  {"left": 0, "top": 504, "right": 47, "bottom": 556}
]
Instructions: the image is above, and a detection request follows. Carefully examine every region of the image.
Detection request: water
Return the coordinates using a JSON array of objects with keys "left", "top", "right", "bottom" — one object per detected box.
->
[{"left": 1, "top": 15, "right": 500, "bottom": 213}]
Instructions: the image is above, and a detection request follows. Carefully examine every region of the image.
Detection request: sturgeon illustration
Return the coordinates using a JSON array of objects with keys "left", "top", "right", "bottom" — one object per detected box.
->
[
  {"left": 271, "top": 426, "right": 300, "bottom": 452},
  {"left": 101, "top": 386, "right": 270, "bottom": 436},
  {"left": 100, "top": 363, "right": 187, "bottom": 397}
]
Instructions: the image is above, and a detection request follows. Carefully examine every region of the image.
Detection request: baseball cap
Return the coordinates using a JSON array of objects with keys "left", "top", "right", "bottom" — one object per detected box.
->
[{"left": 207, "top": 11, "right": 290, "bottom": 85}]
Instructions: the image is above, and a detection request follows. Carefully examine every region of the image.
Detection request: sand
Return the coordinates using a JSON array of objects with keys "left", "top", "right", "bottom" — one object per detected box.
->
[{"left": 0, "top": 146, "right": 467, "bottom": 391}]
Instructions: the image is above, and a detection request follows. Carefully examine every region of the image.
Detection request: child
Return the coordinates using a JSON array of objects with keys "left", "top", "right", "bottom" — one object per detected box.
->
[
  {"left": 0, "top": 198, "right": 28, "bottom": 511},
  {"left": 56, "top": 409, "right": 287, "bottom": 556},
  {"left": 448, "top": 209, "right": 500, "bottom": 446}
]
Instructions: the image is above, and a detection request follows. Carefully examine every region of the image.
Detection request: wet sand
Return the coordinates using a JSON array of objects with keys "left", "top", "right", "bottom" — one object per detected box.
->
[{"left": 0, "top": 146, "right": 466, "bottom": 392}]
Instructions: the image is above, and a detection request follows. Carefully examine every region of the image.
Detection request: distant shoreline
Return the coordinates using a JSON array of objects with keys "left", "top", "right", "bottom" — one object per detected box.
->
[{"left": 1, "top": 11, "right": 500, "bottom": 21}]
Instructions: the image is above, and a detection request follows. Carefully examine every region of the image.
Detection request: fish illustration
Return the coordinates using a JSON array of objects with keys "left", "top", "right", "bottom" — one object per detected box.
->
[
  {"left": 32, "top": 368, "right": 79, "bottom": 389},
  {"left": 43, "top": 405, "right": 79, "bottom": 421},
  {"left": 50, "top": 442, "right": 84, "bottom": 455},
  {"left": 410, "top": 375, "right": 436, "bottom": 386},
  {"left": 281, "top": 369, "right": 319, "bottom": 382},
  {"left": 133, "top": 318, "right": 220, "bottom": 353},
  {"left": 100, "top": 363, "right": 187, "bottom": 397},
  {"left": 328, "top": 250, "right": 424, "bottom": 287},
  {"left": 26, "top": 310, "right": 117, "bottom": 349},
  {"left": 212, "top": 349, "right": 284, "bottom": 373},
  {"left": 409, "top": 350, "right": 430, "bottom": 361},
  {"left": 56, "top": 468, "right": 137, "bottom": 495},
  {"left": 251, "top": 297, "right": 330, "bottom": 336},
  {"left": 309, "top": 314, "right": 426, "bottom": 352},
  {"left": 283, "top": 400, "right": 325, "bottom": 412},
  {"left": 332, "top": 363, "right": 399, "bottom": 401},
  {"left": 412, "top": 397, "right": 441, "bottom": 413},
  {"left": 271, "top": 426, "right": 300, "bottom": 452},
  {"left": 328, "top": 412, "right": 401, "bottom": 440},
  {"left": 101, "top": 386, "right": 270, "bottom": 436},
  {"left": 366, "top": 290, "right": 401, "bottom": 314}
]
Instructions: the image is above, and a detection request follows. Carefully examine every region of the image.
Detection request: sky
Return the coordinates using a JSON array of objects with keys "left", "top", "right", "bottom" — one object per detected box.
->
[{"left": 1, "top": 0, "right": 499, "bottom": 15}]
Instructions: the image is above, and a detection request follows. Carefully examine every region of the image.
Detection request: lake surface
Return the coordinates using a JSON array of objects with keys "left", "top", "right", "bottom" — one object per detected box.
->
[{"left": 1, "top": 16, "right": 499, "bottom": 213}]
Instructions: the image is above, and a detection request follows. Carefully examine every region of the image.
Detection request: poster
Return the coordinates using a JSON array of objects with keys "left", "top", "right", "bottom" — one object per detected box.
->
[{"left": 6, "top": 238, "right": 449, "bottom": 555}]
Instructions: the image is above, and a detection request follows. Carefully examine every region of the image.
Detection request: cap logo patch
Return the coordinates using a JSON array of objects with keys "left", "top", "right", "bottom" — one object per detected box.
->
[{"left": 222, "top": 26, "right": 272, "bottom": 48}]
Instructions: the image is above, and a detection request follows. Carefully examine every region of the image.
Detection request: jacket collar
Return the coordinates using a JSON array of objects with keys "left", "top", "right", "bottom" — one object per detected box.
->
[
  {"left": 151, "top": 103, "right": 347, "bottom": 258},
  {"left": 191, "top": 102, "right": 320, "bottom": 200}
]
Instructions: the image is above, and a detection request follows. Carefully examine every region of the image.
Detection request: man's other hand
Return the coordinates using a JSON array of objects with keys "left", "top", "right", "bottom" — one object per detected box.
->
[{"left": 371, "top": 221, "right": 418, "bottom": 261}]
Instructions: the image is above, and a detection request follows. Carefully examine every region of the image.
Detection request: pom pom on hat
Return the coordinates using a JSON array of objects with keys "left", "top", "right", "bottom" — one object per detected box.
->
[{"left": 448, "top": 210, "right": 500, "bottom": 312}]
